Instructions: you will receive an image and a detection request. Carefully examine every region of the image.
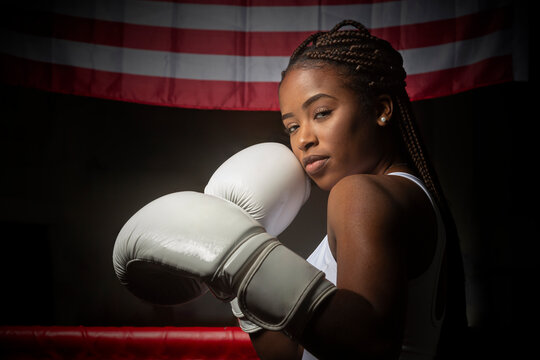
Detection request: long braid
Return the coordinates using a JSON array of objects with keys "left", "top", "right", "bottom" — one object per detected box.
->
[
  {"left": 395, "top": 93, "right": 441, "bottom": 204},
  {"left": 282, "top": 20, "right": 467, "bottom": 355}
]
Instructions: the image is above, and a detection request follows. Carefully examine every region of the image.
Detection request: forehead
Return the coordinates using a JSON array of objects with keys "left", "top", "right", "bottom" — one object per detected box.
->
[{"left": 279, "top": 66, "right": 352, "bottom": 108}]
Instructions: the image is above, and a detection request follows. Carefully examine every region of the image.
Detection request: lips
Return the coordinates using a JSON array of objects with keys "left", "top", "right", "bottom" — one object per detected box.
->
[{"left": 302, "top": 155, "right": 329, "bottom": 176}]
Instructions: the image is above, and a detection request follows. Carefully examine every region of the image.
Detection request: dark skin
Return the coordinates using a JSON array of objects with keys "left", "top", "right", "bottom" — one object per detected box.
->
[{"left": 249, "top": 65, "right": 438, "bottom": 360}]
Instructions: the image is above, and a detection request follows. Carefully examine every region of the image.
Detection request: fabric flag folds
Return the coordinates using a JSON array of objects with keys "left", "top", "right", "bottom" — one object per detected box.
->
[{"left": 0, "top": 0, "right": 529, "bottom": 111}]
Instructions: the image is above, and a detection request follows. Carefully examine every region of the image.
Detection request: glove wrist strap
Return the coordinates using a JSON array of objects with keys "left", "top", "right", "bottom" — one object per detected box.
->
[{"left": 236, "top": 243, "right": 337, "bottom": 339}]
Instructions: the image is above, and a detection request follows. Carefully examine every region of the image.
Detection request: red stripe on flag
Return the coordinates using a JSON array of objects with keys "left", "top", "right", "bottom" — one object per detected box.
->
[
  {"left": 6, "top": 10, "right": 310, "bottom": 57},
  {"left": 373, "top": 6, "right": 512, "bottom": 50},
  {"left": 7, "top": 7, "right": 511, "bottom": 56},
  {"left": 0, "top": 53, "right": 280, "bottom": 111},
  {"left": 406, "top": 55, "right": 513, "bottom": 101}
]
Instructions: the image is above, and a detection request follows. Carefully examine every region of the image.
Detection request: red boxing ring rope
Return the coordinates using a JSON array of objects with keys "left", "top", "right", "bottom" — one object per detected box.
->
[{"left": 0, "top": 326, "right": 259, "bottom": 359}]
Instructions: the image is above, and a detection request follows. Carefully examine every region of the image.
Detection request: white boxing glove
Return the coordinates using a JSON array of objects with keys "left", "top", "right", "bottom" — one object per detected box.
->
[
  {"left": 205, "top": 142, "right": 310, "bottom": 237},
  {"left": 113, "top": 191, "right": 336, "bottom": 338},
  {"left": 113, "top": 143, "right": 335, "bottom": 339},
  {"left": 204, "top": 143, "right": 311, "bottom": 332}
]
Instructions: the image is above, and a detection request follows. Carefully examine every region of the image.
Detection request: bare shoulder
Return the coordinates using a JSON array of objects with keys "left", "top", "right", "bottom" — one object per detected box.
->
[
  {"left": 327, "top": 173, "right": 437, "bottom": 279},
  {"left": 327, "top": 173, "right": 414, "bottom": 225},
  {"left": 327, "top": 174, "right": 404, "bottom": 253}
]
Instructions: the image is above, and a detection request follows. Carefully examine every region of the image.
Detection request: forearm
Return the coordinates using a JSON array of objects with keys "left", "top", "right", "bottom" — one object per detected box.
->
[
  {"left": 250, "top": 330, "right": 303, "bottom": 360},
  {"left": 299, "top": 289, "right": 404, "bottom": 360}
]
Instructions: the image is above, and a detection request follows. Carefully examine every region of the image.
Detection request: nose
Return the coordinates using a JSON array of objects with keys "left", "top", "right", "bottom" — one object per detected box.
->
[{"left": 296, "top": 122, "right": 318, "bottom": 152}]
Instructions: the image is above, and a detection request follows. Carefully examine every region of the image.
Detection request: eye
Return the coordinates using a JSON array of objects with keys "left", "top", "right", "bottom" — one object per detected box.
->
[
  {"left": 284, "top": 124, "right": 299, "bottom": 135},
  {"left": 314, "top": 108, "right": 332, "bottom": 119}
]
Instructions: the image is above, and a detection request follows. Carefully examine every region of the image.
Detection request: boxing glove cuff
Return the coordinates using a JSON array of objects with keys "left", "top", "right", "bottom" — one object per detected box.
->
[
  {"left": 234, "top": 241, "right": 337, "bottom": 339},
  {"left": 230, "top": 298, "right": 263, "bottom": 334}
]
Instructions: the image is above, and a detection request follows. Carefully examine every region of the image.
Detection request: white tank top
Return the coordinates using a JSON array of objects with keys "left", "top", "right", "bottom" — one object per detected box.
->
[{"left": 302, "top": 172, "right": 446, "bottom": 360}]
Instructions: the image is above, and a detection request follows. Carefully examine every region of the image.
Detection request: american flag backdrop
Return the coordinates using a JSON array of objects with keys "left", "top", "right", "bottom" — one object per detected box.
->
[{"left": 0, "top": 0, "right": 528, "bottom": 111}]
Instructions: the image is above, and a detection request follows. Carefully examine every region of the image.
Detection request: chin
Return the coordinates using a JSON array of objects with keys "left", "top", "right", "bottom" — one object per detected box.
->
[{"left": 311, "top": 175, "right": 338, "bottom": 192}]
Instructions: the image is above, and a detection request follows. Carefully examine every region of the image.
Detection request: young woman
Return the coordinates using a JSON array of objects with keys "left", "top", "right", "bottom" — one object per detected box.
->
[{"left": 248, "top": 20, "right": 467, "bottom": 360}]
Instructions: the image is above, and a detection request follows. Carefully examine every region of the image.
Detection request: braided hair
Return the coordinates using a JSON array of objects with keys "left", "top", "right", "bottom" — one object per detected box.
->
[
  {"left": 283, "top": 20, "right": 441, "bottom": 204},
  {"left": 282, "top": 20, "right": 467, "bottom": 356}
]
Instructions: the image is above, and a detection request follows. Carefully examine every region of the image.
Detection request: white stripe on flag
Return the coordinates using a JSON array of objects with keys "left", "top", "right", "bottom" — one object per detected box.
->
[{"left": 401, "top": 29, "right": 512, "bottom": 75}]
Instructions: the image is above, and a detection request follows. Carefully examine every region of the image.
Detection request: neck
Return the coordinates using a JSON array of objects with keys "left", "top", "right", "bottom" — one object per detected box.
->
[
  {"left": 372, "top": 149, "right": 410, "bottom": 176},
  {"left": 383, "top": 162, "right": 410, "bottom": 175}
]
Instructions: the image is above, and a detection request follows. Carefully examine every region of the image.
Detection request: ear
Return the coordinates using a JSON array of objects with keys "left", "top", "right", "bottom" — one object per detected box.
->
[{"left": 376, "top": 94, "right": 393, "bottom": 126}]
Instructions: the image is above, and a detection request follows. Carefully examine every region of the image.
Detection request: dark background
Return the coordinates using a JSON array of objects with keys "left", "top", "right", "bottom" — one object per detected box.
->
[{"left": 0, "top": 75, "right": 535, "bottom": 357}]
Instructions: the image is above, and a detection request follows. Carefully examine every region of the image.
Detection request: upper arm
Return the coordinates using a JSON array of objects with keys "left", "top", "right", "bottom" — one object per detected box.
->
[{"left": 327, "top": 175, "right": 409, "bottom": 317}]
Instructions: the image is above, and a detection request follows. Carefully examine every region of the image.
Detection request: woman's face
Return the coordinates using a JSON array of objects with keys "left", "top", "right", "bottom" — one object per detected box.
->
[{"left": 279, "top": 65, "right": 387, "bottom": 191}]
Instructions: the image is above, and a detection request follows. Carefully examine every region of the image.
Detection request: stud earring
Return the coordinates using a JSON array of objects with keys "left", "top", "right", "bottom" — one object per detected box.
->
[{"left": 380, "top": 116, "right": 387, "bottom": 123}]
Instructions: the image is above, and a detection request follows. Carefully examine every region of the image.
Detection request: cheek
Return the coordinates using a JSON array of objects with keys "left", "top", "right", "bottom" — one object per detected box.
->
[
  {"left": 290, "top": 140, "right": 302, "bottom": 160},
  {"left": 327, "top": 120, "right": 371, "bottom": 167},
  {"left": 323, "top": 117, "right": 359, "bottom": 149}
]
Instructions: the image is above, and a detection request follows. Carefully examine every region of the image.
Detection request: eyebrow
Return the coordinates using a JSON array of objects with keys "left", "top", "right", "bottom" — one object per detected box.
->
[{"left": 281, "top": 93, "right": 337, "bottom": 121}]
